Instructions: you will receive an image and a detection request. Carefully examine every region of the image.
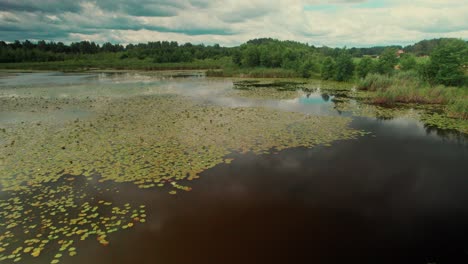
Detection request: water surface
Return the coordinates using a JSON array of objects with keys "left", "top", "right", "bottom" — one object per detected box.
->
[{"left": 1, "top": 72, "right": 467, "bottom": 264}]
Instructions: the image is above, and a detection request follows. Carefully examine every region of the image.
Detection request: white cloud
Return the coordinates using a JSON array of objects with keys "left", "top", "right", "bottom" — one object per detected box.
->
[{"left": 1, "top": 0, "right": 467, "bottom": 47}]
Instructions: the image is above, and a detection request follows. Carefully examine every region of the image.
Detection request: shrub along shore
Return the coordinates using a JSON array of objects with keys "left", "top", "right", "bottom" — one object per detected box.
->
[{"left": 357, "top": 72, "right": 467, "bottom": 119}]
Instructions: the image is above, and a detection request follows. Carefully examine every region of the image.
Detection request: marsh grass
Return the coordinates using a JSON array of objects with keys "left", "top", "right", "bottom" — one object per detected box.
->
[
  {"left": 373, "top": 85, "right": 448, "bottom": 105},
  {"left": 358, "top": 71, "right": 468, "bottom": 119},
  {"left": 357, "top": 74, "right": 393, "bottom": 91},
  {"left": 447, "top": 99, "right": 468, "bottom": 119}
]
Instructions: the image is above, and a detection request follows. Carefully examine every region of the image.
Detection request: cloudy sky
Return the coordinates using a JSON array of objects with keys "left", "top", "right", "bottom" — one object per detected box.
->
[{"left": 0, "top": 0, "right": 467, "bottom": 47}]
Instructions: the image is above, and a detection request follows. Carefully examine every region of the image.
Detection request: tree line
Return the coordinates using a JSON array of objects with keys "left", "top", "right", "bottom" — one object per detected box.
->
[
  {"left": 2, "top": 37, "right": 457, "bottom": 63},
  {"left": 1, "top": 38, "right": 466, "bottom": 86},
  {"left": 321, "top": 38, "right": 467, "bottom": 86},
  {"left": 0, "top": 40, "right": 231, "bottom": 63}
]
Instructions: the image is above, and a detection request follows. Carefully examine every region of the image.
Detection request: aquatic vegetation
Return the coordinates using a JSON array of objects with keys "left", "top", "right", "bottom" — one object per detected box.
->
[
  {"left": 229, "top": 87, "right": 300, "bottom": 100},
  {"left": 333, "top": 99, "right": 421, "bottom": 120},
  {"left": 331, "top": 94, "right": 468, "bottom": 134},
  {"left": 0, "top": 71, "right": 465, "bottom": 264},
  {"left": 233, "top": 80, "right": 306, "bottom": 90},
  {"left": 420, "top": 112, "right": 468, "bottom": 134},
  {"left": 323, "top": 83, "right": 468, "bottom": 134},
  {"left": 446, "top": 98, "right": 468, "bottom": 120},
  {"left": 355, "top": 72, "right": 468, "bottom": 124},
  {"left": 0, "top": 176, "right": 145, "bottom": 263},
  {"left": 230, "top": 80, "right": 311, "bottom": 99},
  {"left": 0, "top": 76, "right": 364, "bottom": 263},
  {"left": 1, "top": 94, "right": 362, "bottom": 192}
]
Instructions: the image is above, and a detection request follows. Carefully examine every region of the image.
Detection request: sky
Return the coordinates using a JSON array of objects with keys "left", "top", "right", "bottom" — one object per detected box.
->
[{"left": 0, "top": 0, "right": 467, "bottom": 47}]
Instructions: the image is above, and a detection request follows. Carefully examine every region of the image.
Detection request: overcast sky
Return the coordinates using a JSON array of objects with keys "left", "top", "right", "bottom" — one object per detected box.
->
[{"left": 0, "top": 0, "right": 467, "bottom": 47}]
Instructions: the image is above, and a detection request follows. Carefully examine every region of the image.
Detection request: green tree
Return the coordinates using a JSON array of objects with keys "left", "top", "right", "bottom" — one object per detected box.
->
[
  {"left": 426, "top": 39, "right": 467, "bottom": 86},
  {"left": 399, "top": 53, "right": 417, "bottom": 71},
  {"left": 321, "top": 57, "right": 335, "bottom": 80},
  {"left": 376, "top": 48, "right": 398, "bottom": 74},
  {"left": 299, "top": 59, "right": 317, "bottom": 78},
  {"left": 241, "top": 45, "right": 260, "bottom": 67},
  {"left": 232, "top": 50, "right": 242, "bottom": 65},
  {"left": 334, "top": 50, "right": 355, "bottom": 81},
  {"left": 357, "top": 56, "right": 375, "bottom": 78}
]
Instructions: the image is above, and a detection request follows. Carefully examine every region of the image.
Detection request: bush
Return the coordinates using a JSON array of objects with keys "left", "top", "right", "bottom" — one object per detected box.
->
[
  {"left": 375, "top": 48, "right": 398, "bottom": 75},
  {"left": 356, "top": 57, "right": 375, "bottom": 78},
  {"left": 399, "top": 54, "right": 417, "bottom": 71},
  {"left": 424, "top": 39, "right": 468, "bottom": 86},
  {"left": 321, "top": 57, "right": 335, "bottom": 80},
  {"left": 334, "top": 51, "right": 355, "bottom": 81}
]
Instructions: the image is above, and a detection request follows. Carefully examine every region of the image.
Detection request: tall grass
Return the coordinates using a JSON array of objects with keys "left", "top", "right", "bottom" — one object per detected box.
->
[
  {"left": 357, "top": 74, "right": 393, "bottom": 91},
  {"left": 358, "top": 71, "right": 468, "bottom": 119},
  {"left": 373, "top": 85, "right": 447, "bottom": 105},
  {"left": 447, "top": 99, "right": 468, "bottom": 119}
]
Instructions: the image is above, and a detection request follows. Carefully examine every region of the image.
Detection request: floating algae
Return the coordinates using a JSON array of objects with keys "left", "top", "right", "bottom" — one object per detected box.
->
[{"left": 0, "top": 84, "right": 365, "bottom": 263}]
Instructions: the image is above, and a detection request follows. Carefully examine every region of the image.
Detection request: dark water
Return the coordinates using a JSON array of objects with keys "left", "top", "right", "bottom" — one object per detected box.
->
[
  {"left": 2, "top": 72, "right": 468, "bottom": 264},
  {"left": 60, "top": 118, "right": 468, "bottom": 264}
]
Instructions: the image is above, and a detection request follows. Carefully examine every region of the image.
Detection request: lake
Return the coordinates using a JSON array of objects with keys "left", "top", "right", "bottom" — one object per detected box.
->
[{"left": 0, "top": 71, "right": 467, "bottom": 264}]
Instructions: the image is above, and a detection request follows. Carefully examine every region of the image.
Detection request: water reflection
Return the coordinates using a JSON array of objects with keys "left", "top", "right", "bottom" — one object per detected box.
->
[
  {"left": 65, "top": 123, "right": 468, "bottom": 264},
  {"left": 321, "top": 93, "right": 330, "bottom": 102},
  {"left": 0, "top": 72, "right": 95, "bottom": 87},
  {"left": 424, "top": 124, "right": 468, "bottom": 143},
  {"left": 1, "top": 71, "right": 467, "bottom": 264}
]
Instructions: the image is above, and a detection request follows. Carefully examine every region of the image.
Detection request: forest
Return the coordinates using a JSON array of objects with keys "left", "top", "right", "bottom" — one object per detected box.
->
[{"left": 0, "top": 38, "right": 466, "bottom": 88}]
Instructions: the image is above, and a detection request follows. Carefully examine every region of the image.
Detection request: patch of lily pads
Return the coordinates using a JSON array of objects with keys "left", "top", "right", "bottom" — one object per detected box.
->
[
  {"left": 420, "top": 112, "right": 468, "bottom": 134},
  {"left": 233, "top": 80, "right": 306, "bottom": 90},
  {"left": 332, "top": 99, "right": 421, "bottom": 120},
  {"left": 0, "top": 175, "right": 145, "bottom": 264},
  {"left": 322, "top": 87, "right": 468, "bottom": 135},
  {"left": 229, "top": 80, "right": 305, "bottom": 100},
  {"left": 0, "top": 82, "right": 366, "bottom": 263},
  {"left": 1, "top": 94, "right": 363, "bottom": 193}
]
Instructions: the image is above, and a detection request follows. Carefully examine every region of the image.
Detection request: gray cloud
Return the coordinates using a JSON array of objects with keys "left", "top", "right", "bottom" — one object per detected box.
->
[
  {"left": 98, "top": 0, "right": 217, "bottom": 16},
  {"left": 0, "top": 2, "right": 236, "bottom": 43},
  {"left": 93, "top": 0, "right": 182, "bottom": 17},
  {"left": 0, "top": 0, "right": 212, "bottom": 17},
  {"left": 0, "top": 0, "right": 466, "bottom": 46},
  {"left": 219, "top": 5, "right": 275, "bottom": 23},
  {"left": 0, "top": 0, "right": 82, "bottom": 13}
]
